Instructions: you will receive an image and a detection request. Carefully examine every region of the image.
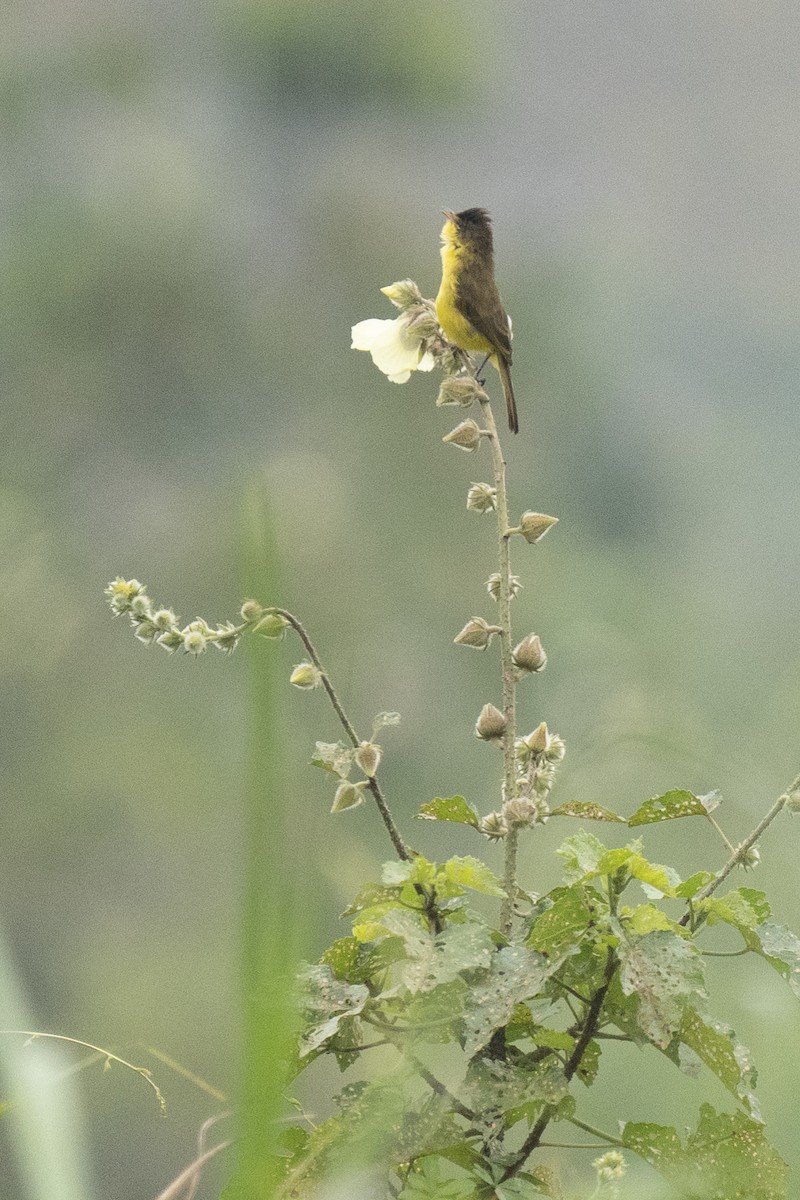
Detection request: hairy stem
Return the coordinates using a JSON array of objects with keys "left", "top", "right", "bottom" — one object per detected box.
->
[
  {"left": 679, "top": 770, "right": 800, "bottom": 928},
  {"left": 476, "top": 393, "right": 518, "bottom": 936},
  {"left": 270, "top": 608, "right": 411, "bottom": 861},
  {"left": 500, "top": 950, "right": 617, "bottom": 1182}
]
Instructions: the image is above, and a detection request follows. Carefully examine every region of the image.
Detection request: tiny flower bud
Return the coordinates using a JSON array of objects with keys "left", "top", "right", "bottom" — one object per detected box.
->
[
  {"left": 404, "top": 305, "right": 439, "bottom": 339},
  {"left": 152, "top": 608, "right": 178, "bottom": 631},
  {"left": 380, "top": 279, "right": 422, "bottom": 310},
  {"left": 475, "top": 703, "right": 507, "bottom": 742},
  {"left": 546, "top": 734, "right": 566, "bottom": 762},
  {"left": 182, "top": 629, "right": 208, "bottom": 656},
  {"left": 133, "top": 619, "right": 158, "bottom": 645},
  {"left": 517, "top": 512, "right": 559, "bottom": 544},
  {"left": 130, "top": 593, "right": 153, "bottom": 620},
  {"left": 513, "top": 633, "right": 547, "bottom": 673},
  {"left": 593, "top": 1151, "right": 626, "bottom": 1182},
  {"left": 738, "top": 845, "right": 761, "bottom": 870},
  {"left": 331, "top": 780, "right": 368, "bottom": 813},
  {"left": 443, "top": 419, "right": 483, "bottom": 452},
  {"left": 212, "top": 623, "right": 241, "bottom": 654},
  {"left": 254, "top": 612, "right": 290, "bottom": 639},
  {"left": 485, "top": 573, "right": 522, "bottom": 602},
  {"left": 525, "top": 722, "right": 550, "bottom": 756},
  {"left": 466, "top": 482, "right": 497, "bottom": 513},
  {"left": 785, "top": 789, "right": 800, "bottom": 815},
  {"left": 355, "top": 742, "right": 382, "bottom": 777},
  {"left": 157, "top": 629, "right": 184, "bottom": 653},
  {"left": 454, "top": 617, "right": 500, "bottom": 650},
  {"left": 240, "top": 599, "right": 264, "bottom": 622},
  {"left": 479, "top": 811, "right": 509, "bottom": 840},
  {"left": 290, "top": 662, "right": 323, "bottom": 689},
  {"left": 105, "top": 577, "right": 145, "bottom": 614},
  {"left": 502, "top": 796, "right": 541, "bottom": 828},
  {"left": 436, "top": 375, "right": 485, "bottom": 409}
]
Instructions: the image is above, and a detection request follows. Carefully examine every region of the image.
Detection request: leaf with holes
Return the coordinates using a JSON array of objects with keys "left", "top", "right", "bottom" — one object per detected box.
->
[
  {"left": 550, "top": 800, "right": 625, "bottom": 822},
  {"left": 461, "top": 946, "right": 561, "bottom": 1056},
  {"left": 527, "top": 885, "right": 601, "bottom": 957},
  {"left": 297, "top": 965, "right": 369, "bottom": 1058},
  {"left": 679, "top": 1007, "right": 760, "bottom": 1117},
  {"left": 617, "top": 930, "right": 706, "bottom": 1049},
  {"left": 416, "top": 795, "right": 480, "bottom": 827},
  {"left": 628, "top": 788, "right": 720, "bottom": 826}
]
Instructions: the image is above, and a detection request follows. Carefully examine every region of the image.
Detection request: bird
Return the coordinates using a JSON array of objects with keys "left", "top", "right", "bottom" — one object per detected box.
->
[{"left": 435, "top": 207, "right": 518, "bottom": 434}]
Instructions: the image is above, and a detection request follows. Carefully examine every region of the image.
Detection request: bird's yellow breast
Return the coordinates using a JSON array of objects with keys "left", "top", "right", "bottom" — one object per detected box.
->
[{"left": 435, "top": 224, "right": 494, "bottom": 355}]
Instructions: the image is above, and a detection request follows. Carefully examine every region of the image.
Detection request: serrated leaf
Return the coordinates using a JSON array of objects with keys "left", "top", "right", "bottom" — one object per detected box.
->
[
  {"left": 297, "top": 965, "right": 369, "bottom": 1058},
  {"left": 342, "top": 882, "right": 401, "bottom": 918},
  {"left": 462, "top": 1056, "right": 568, "bottom": 1119},
  {"left": 617, "top": 931, "right": 706, "bottom": 1048},
  {"left": 371, "top": 711, "right": 401, "bottom": 738},
  {"left": 752, "top": 921, "right": 800, "bottom": 999},
  {"left": 416, "top": 795, "right": 480, "bottom": 827},
  {"left": 310, "top": 740, "right": 353, "bottom": 777},
  {"left": 321, "top": 936, "right": 361, "bottom": 981},
  {"left": 550, "top": 800, "right": 624, "bottom": 822},
  {"left": 628, "top": 789, "right": 713, "bottom": 826},
  {"left": 679, "top": 1007, "right": 759, "bottom": 1116},
  {"left": 675, "top": 870, "right": 716, "bottom": 899},
  {"left": 625, "top": 903, "right": 674, "bottom": 934},
  {"left": 622, "top": 1104, "right": 789, "bottom": 1199},
  {"left": 556, "top": 830, "right": 608, "bottom": 882},
  {"left": 442, "top": 855, "right": 506, "bottom": 897},
  {"left": 527, "top": 885, "right": 599, "bottom": 957},
  {"left": 461, "top": 946, "right": 559, "bottom": 1056},
  {"left": 380, "top": 912, "right": 495, "bottom": 994}
]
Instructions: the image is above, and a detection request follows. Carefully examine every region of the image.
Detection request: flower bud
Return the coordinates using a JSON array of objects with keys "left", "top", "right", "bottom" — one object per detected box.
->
[
  {"left": 240, "top": 599, "right": 264, "bottom": 622},
  {"left": 105, "top": 577, "right": 144, "bottom": 615},
  {"left": 182, "top": 628, "right": 208, "bottom": 656},
  {"left": 133, "top": 619, "right": 159, "bottom": 646},
  {"left": 546, "top": 734, "right": 566, "bottom": 762},
  {"left": 355, "top": 741, "right": 382, "bottom": 777},
  {"left": 785, "top": 789, "right": 800, "bottom": 816},
  {"left": 380, "top": 279, "right": 422, "bottom": 310},
  {"left": 443, "top": 419, "right": 483, "bottom": 452},
  {"left": 157, "top": 629, "right": 184, "bottom": 653},
  {"left": 212, "top": 623, "right": 241, "bottom": 654},
  {"left": 517, "top": 512, "right": 559, "bottom": 545},
  {"left": 738, "top": 845, "right": 761, "bottom": 870},
  {"left": 485, "top": 573, "right": 522, "bottom": 602},
  {"left": 404, "top": 305, "right": 439, "bottom": 339},
  {"left": 502, "top": 796, "right": 541, "bottom": 828},
  {"left": 436, "top": 375, "right": 484, "bottom": 409},
  {"left": 331, "top": 780, "right": 368, "bottom": 813},
  {"left": 479, "top": 811, "right": 509, "bottom": 840},
  {"left": 290, "top": 661, "right": 323, "bottom": 689},
  {"left": 593, "top": 1151, "right": 626, "bottom": 1182},
  {"left": 454, "top": 616, "right": 500, "bottom": 650},
  {"left": 130, "top": 593, "right": 153, "bottom": 620},
  {"left": 466, "top": 482, "right": 497, "bottom": 513},
  {"left": 475, "top": 703, "right": 507, "bottom": 742},
  {"left": 152, "top": 608, "right": 178, "bottom": 631},
  {"left": 254, "top": 612, "right": 290, "bottom": 639},
  {"left": 525, "top": 721, "right": 551, "bottom": 756},
  {"left": 513, "top": 633, "right": 547, "bottom": 673}
]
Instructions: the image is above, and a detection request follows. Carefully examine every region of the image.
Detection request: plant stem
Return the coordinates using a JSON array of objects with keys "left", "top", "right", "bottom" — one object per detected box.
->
[
  {"left": 476, "top": 393, "right": 519, "bottom": 937},
  {"left": 678, "top": 770, "right": 800, "bottom": 927},
  {"left": 270, "top": 608, "right": 411, "bottom": 861}
]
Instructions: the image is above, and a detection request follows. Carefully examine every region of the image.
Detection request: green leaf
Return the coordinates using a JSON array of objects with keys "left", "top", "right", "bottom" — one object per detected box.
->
[
  {"left": 550, "top": 800, "right": 625, "bottom": 822},
  {"left": 416, "top": 795, "right": 480, "bottom": 827},
  {"left": 399, "top": 1155, "right": 476, "bottom": 1200},
  {"left": 675, "top": 871, "right": 716, "bottom": 899},
  {"left": 751, "top": 921, "right": 800, "bottom": 1000},
  {"left": 462, "top": 1057, "right": 568, "bottom": 1123},
  {"left": 297, "top": 965, "right": 369, "bottom": 1058},
  {"left": 622, "top": 1104, "right": 789, "bottom": 1199},
  {"left": 441, "top": 855, "right": 506, "bottom": 897},
  {"left": 556, "top": 830, "right": 608, "bottom": 882},
  {"left": 617, "top": 931, "right": 706, "bottom": 1048},
  {"left": 379, "top": 912, "right": 495, "bottom": 994},
  {"left": 461, "top": 946, "right": 559, "bottom": 1056},
  {"left": 628, "top": 788, "right": 718, "bottom": 826},
  {"left": 371, "top": 710, "right": 401, "bottom": 738},
  {"left": 527, "top": 885, "right": 600, "bottom": 957},
  {"left": 321, "top": 936, "right": 361, "bottom": 981},
  {"left": 310, "top": 740, "right": 353, "bottom": 776},
  {"left": 679, "top": 1007, "right": 759, "bottom": 1117},
  {"left": 625, "top": 903, "right": 674, "bottom": 934}
]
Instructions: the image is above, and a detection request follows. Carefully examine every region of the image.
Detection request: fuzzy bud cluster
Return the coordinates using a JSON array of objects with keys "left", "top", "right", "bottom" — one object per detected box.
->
[
  {"left": 437, "top": 375, "right": 487, "bottom": 410},
  {"left": 513, "top": 633, "right": 547, "bottom": 674},
  {"left": 475, "top": 703, "right": 507, "bottom": 743},
  {"left": 516, "top": 512, "right": 559, "bottom": 544},
  {"left": 443, "top": 419, "right": 483, "bottom": 452},
  {"left": 454, "top": 617, "right": 501, "bottom": 650},
  {"left": 485, "top": 573, "right": 522, "bottom": 602},
  {"left": 466, "top": 482, "right": 497, "bottom": 513},
  {"left": 105, "top": 578, "right": 248, "bottom": 657},
  {"left": 290, "top": 662, "right": 323, "bottom": 690}
]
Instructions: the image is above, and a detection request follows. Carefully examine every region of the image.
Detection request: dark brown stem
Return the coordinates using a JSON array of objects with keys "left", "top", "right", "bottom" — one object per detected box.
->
[
  {"left": 500, "top": 950, "right": 617, "bottom": 1183},
  {"left": 272, "top": 608, "right": 411, "bottom": 860}
]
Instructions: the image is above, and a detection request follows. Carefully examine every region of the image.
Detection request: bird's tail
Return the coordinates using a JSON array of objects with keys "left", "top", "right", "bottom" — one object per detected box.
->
[{"left": 496, "top": 355, "right": 519, "bottom": 435}]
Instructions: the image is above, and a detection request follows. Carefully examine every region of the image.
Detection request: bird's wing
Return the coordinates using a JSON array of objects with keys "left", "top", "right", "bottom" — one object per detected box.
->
[{"left": 456, "top": 274, "right": 513, "bottom": 363}]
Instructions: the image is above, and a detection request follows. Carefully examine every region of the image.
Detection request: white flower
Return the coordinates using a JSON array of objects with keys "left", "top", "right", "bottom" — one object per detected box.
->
[{"left": 351, "top": 315, "right": 435, "bottom": 383}]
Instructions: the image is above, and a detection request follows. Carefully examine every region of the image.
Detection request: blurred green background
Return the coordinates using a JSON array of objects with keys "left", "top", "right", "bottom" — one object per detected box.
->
[{"left": 3, "top": 1, "right": 800, "bottom": 1196}]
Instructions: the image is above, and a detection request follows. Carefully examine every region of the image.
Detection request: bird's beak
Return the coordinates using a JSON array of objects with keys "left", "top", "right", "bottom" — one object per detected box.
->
[{"left": 442, "top": 210, "right": 457, "bottom": 222}]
